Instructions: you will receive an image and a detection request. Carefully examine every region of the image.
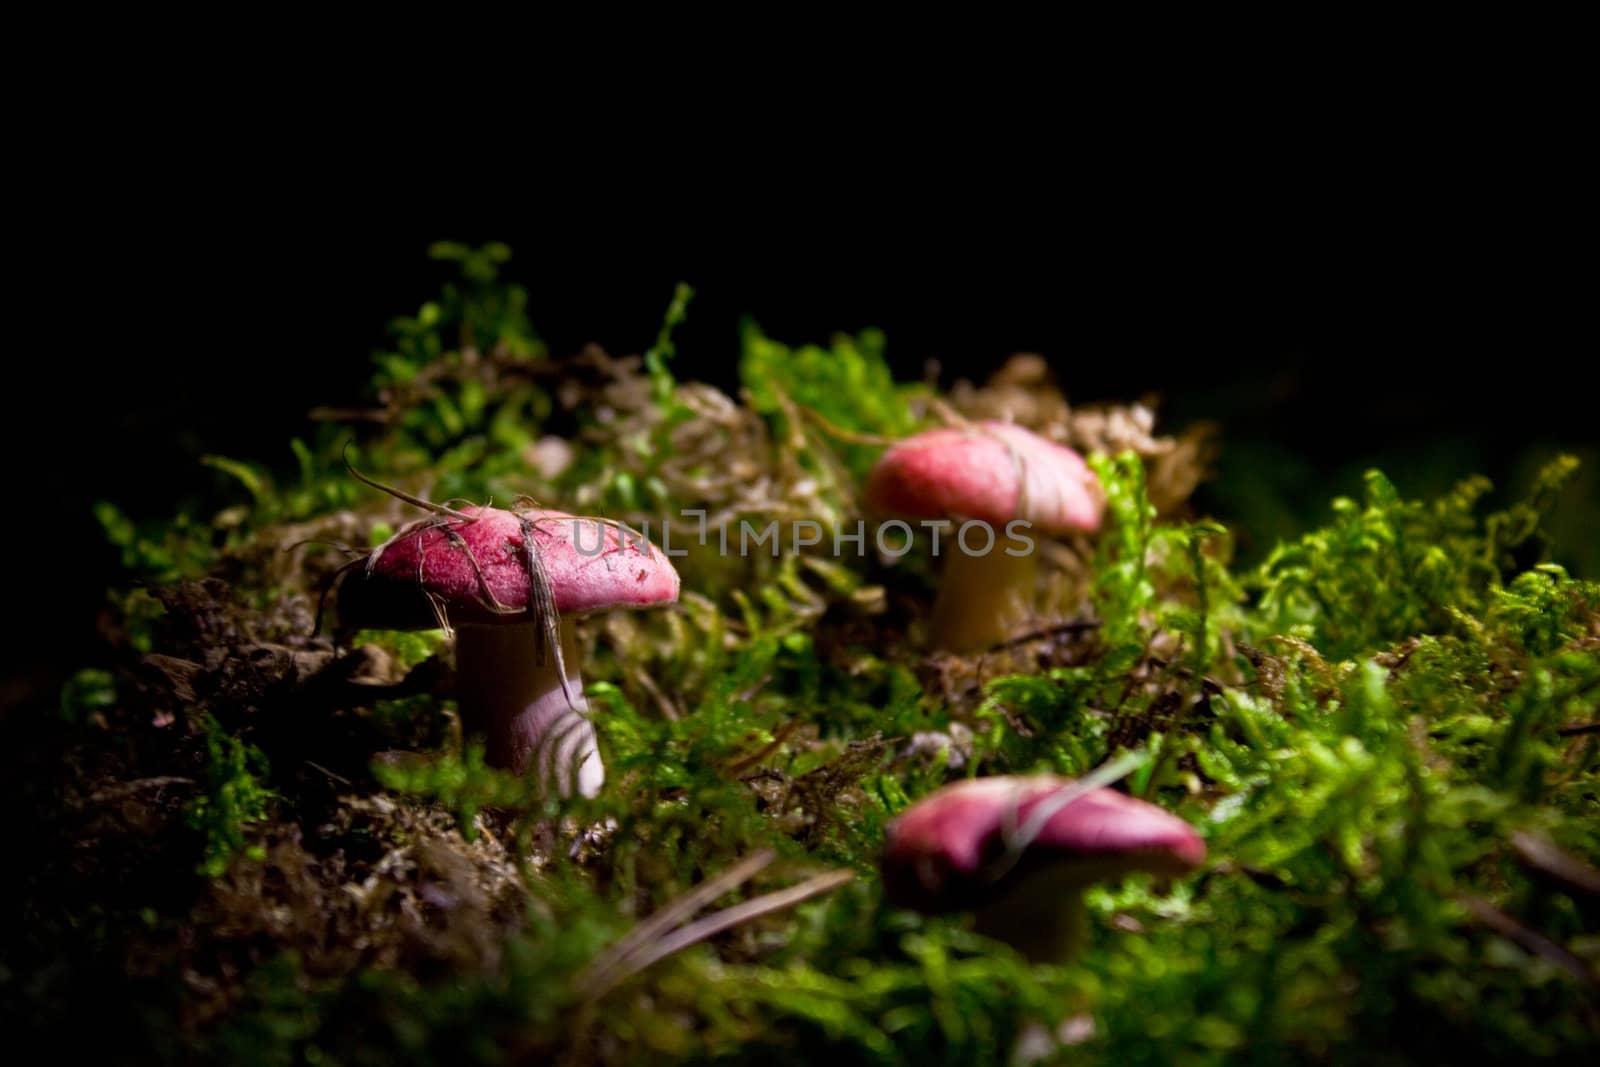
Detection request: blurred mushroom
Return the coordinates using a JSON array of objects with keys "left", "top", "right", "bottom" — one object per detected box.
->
[
  {"left": 882, "top": 775, "right": 1205, "bottom": 963},
  {"left": 866, "top": 421, "right": 1102, "bottom": 650}
]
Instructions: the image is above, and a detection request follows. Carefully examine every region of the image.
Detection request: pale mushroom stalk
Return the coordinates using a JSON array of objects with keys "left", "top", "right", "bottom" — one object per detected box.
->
[
  {"left": 929, "top": 542, "right": 1039, "bottom": 652},
  {"left": 455, "top": 615, "right": 602, "bottom": 798},
  {"left": 971, "top": 865, "right": 1089, "bottom": 965}
]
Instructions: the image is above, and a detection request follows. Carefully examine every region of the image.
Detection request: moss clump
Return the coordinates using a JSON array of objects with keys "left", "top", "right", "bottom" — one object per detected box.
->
[
  {"left": 10, "top": 244, "right": 1597, "bottom": 1064},
  {"left": 186, "top": 711, "right": 274, "bottom": 877}
]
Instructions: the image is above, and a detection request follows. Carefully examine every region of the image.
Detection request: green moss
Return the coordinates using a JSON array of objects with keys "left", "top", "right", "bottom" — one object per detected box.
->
[
  {"left": 58, "top": 667, "right": 117, "bottom": 724},
  {"left": 740, "top": 321, "right": 926, "bottom": 480},
  {"left": 186, "top": 711, "right": 275, "bottom": 877},
  {"left": 45, "top": 244, "right": 1600, "bottom": 1064}
]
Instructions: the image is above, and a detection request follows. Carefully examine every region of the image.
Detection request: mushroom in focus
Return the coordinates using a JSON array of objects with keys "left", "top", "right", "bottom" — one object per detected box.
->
[
  {"left": 881, "top": 775, "right": 1205, "bottom": 963},
  {"left": 336, "top": 505, "right": 679, "bottom": 797},
  {"left": 865, "top": 421, "right": 1102, "bottom": 651}
]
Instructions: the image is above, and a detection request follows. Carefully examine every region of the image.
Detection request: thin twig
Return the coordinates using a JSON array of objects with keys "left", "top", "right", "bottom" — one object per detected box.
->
[
  {"left": 723, "top": 720, "right": 802, "bottom": 777},
  {"left": 344, "top": 446, "right": 475, "bottom": 521},
  {"left": 309, "top": 406, "right": 390, "bottom": 424},
  {"left": 304, "top": 760, "right": 352, "bottom": 786},
  {"left": 630, "top": 665, "right": 681, "bottom": 722},
  {"left": 315, "top": 553, "right": 374, "bottom": 635},
  {"left": 989, "top": 619, "right": 1102, "bottom": 652},
  {"left": 438, "top": 524, "right": 513, "bottom": 614}
]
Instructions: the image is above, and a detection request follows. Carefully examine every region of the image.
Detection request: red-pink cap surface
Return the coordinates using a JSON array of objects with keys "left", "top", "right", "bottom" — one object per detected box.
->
[
  {"left": 882, "top": 776, "right": 1206, "bottom": 913},
  {"left": 865, "top": 422, "right": 1103, "bottom": 534},
  {"left": 338, "top": 507, "right": 680, "bottom": 631}
]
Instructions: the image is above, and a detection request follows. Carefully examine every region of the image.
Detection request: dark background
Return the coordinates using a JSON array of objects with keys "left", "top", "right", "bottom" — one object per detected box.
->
[{"left": 9, "top": 200, "right": 1593, "bottom": 706}]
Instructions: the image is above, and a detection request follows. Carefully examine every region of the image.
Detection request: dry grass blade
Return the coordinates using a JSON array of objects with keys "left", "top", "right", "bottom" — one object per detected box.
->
[
  {"left": 929, "top": 396, "right": 973, "bottom": 428},
  {"left": 1458, "top": 893, "right": 1599, "bottom": 990},
  {"left": 988, "top": 749, "right": 1152, "bottom": 884},
  {"left": 579, "top": 868, "right": 855, "bottom": 1001},
  {"left": 516, "top": 513, "right": 572, "bottom": 708},
  {"left": 1510, "top": 830, "right": 1600, "bottom": 898},
  {"left": 797, "top": 403, "right": 899, "bottom": 447},
  {"left": 575, "top": 849, "right": 776, "bottom": 996}
]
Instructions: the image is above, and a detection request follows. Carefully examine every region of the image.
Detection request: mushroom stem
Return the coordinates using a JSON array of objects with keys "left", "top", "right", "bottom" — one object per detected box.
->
[
  {"left": 973, "top": 868, "right": 1089, "bottom": 964},
  {"left": 929, "top": 542, "right": 1039, "bottom": 652},
  {"left": 454, "top": 615, "right": 604, "bottom": 797}
]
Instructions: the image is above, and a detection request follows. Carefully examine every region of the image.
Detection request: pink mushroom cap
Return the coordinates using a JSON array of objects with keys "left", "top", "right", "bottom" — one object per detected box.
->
[
  {"left": 865, "top": 422, "right": 1104, "bottom": 535},
  {"left": 883, "top": 775, "right": 1206, "bottom": 913},
  {"left": 338, "top": 507, "right": 680, "bottom": 631}
]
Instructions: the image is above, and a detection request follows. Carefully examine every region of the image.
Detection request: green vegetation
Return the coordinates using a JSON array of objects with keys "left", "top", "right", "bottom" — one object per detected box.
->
[
  {"left": 186, "top": 712, "right": 274, "bottom": 877},
  {"left": 12, "top": 245, "right": 1597, "bottom": 1065}
]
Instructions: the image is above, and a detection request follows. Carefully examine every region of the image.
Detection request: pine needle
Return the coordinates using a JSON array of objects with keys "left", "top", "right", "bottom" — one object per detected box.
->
[{"left": 578, "top": 865, "right": 854, "bottom": 1000}]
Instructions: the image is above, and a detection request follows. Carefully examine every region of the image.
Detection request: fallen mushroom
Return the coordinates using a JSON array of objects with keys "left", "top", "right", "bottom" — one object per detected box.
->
[
  {"left": 865, "top": 421, "right": 1102, "bottom": 651},
  {"left": 336, "top": 505, "right": 679, "bottom": 797},
  {"left": 881, "top": 775, "right": 1205, "bottom": 963}
]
